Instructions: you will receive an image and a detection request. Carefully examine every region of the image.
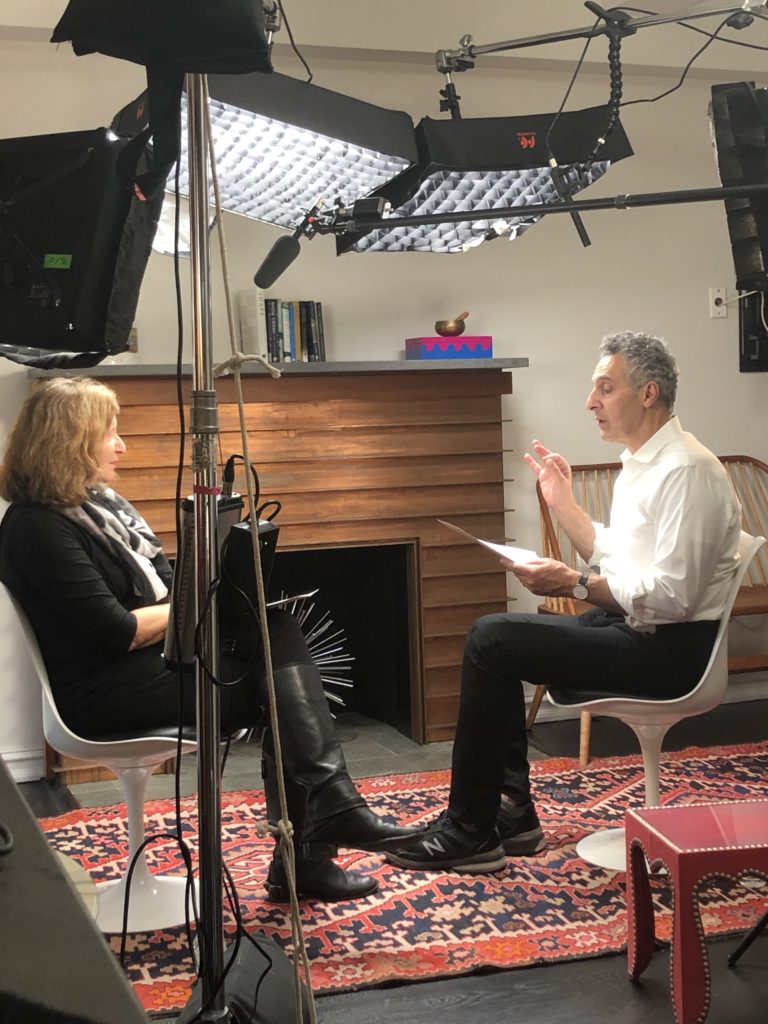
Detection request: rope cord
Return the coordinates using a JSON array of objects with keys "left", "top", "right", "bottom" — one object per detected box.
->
[{"left": 204, "top": 78, "right": 318, "bottom": 1024}]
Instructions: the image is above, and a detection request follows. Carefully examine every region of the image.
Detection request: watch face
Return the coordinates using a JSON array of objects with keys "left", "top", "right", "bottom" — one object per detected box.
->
[{"left": 573, "top": 584, "right": 589, "bottom": 600}]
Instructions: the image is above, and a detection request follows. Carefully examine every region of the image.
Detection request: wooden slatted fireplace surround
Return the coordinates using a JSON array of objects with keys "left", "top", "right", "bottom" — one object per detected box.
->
[{"left": 35, "top": 360, "right": 525, "bottom": 779}]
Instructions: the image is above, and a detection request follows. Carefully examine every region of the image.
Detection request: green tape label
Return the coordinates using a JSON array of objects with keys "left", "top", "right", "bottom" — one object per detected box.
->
[{"left": 43, "top": 253, "right": 72, "bottom": 269}]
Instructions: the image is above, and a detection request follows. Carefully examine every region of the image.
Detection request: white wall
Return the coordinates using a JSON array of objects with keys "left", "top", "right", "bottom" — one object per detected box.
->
[{"left": 2, "top": 4, "right": 768, "bottom": 775}]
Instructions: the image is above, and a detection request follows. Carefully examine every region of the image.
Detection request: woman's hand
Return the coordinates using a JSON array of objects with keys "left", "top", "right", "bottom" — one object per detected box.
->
[
  {"left": 129, "top": 603, "right": 170, "bottom": 650},
  {"left": 502, "top": 557, "right": 578, "bottom": 598},
  {"left": 524, "top": 439, "right": 574, "bottom": 513}
]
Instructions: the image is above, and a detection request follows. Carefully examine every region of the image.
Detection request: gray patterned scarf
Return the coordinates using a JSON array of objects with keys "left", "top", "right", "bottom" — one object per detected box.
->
[{"left": 64, "top": 484, "right": 168, "bottom": 603}]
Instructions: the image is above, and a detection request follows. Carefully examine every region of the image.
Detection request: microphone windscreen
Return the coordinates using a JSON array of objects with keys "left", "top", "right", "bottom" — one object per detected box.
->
[{"left": 253, "top": 235, "right": 301, "bottom": 289}]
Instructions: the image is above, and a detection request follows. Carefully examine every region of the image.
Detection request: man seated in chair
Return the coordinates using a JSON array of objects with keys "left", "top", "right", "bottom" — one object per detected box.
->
[{"left": 386, "top": 330, "right": 742, "bottom": 875}]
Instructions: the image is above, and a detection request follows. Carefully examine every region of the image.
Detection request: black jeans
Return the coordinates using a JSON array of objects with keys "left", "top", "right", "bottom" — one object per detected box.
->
[{"left": 448, "top": 609, "right": 718, "bottom": 829}]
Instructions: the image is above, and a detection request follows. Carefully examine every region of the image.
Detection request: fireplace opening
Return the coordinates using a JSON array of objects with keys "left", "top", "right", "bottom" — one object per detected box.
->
[{"left": 269, "top": 543, "right": 415, "bottom": 739}]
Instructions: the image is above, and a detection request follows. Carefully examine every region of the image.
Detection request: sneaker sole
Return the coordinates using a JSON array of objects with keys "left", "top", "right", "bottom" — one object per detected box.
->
[
  {"left": 385, "top": 848, "right": 507, "bottom": 874},
  {"left": 500, "top": 827, "right": 546, "bottom": 856}
]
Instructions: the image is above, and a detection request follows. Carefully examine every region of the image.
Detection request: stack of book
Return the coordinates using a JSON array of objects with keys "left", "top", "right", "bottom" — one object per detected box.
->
[
  {"left": 236, "top": 289, "right": 328, "bottom": 364},
  {"left": 266, "top": 298, "right": 327, "bottom": 363}
]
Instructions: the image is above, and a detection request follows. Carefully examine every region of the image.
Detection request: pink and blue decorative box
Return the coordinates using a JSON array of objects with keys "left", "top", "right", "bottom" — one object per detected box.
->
[{"left": 405, "top": 336, "right": 493, "bottom": 360}]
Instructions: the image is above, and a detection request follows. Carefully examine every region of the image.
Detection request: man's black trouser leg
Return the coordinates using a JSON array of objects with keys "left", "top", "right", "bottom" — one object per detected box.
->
[{"left": 447, "top": 611, "right": 717, "bottom": 830}]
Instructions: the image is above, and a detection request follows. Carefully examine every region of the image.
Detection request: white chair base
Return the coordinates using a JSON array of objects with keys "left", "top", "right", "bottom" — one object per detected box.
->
[
  {"left": 96, "top": 866, "right": 199, "bottom": 933},
  {"left": 576, "top": 826, "right": 627, "bottom": 872}
]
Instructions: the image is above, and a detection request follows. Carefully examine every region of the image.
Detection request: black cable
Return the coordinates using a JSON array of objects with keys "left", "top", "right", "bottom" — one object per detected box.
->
[
  {"left": 113, "top": 145, "right": 201, "bottom": 973},
  {"left": 0, "top": 819, "right": 14, "bottom": 855},
  {"left": 544, "top": 19, "right": 602, "bottom": 247},
  {"left": 620, "top": 15, "right": 730, "bottom": 108},
  {"left": 545, "top": 19, "right": 599, "bottom": 159},
  {"left": 180, "top": 861, "right": 263, "bottom": 1024},
  {"left": 221, "top": 454, "right": 262, "bottom": 510},
  {"left": 170, "top": 124, "right": 201, "bottom": 955},
  {"left": 194, "top": 574, "right": 255, "bottom": 687},
  {"left": 255, "top": 499, "right": 282, "bottom": 522},
  {"left": 276, "top": 0, "right": 314, "bottom": 82},
  {"left": 118, "top": 832, "right": 197, "bottom": 966},
  {"left": 172, "top": 112, "right": 189, "bottom": 845},
  {"left": 677, "top": 17, "right": 768, "bottom": 51},
  {"left": 615, "top": 6, "right": 768, "bottom": 52}
]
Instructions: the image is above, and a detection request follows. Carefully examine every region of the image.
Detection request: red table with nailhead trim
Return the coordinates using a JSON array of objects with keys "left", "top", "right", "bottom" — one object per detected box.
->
[{"left": 625, "top": 800, "right": 768, "bottom": 1024}]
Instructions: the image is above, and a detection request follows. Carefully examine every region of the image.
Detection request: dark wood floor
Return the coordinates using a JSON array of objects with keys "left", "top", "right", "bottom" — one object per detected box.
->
[
  {"left": 19, "top": 700, "right": 768, "bottom": 1024},
  {"left": 315, "top": 931, "right": 768, "bottom": 1024}
]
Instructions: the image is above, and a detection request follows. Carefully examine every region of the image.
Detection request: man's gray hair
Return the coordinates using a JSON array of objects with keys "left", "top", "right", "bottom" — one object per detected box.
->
[{"left": 599, "top": 330, "right": 678, "bottom": 409}]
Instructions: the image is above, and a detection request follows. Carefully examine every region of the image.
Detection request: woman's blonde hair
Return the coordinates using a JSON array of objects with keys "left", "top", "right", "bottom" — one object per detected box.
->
[{"left": 0, "top": 378, "right": 120, "bottom": 506}]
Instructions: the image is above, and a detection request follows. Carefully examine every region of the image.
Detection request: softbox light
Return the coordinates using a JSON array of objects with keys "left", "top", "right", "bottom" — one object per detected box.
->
[
  {"left": 174, "top": 71, "right": 418, "bottom": 229},
  {"left": 710, "top": 81, "right": 768, "bottom": 291},
  {"left": 335, "top": 103, "right": 633, "bottom": 254},
  {"left": 0, "top": 127, "right": 161, "bottom": 367}
]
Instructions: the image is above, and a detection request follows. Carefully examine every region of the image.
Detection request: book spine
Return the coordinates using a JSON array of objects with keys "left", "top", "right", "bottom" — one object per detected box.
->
[
  {"left": 306, "top": 301, "right": 320, "bottom": 362},
  {"left": 235, "top": 288, "right": 267, "bottom": 358},
  {"left": 265, "top": 298, "right": 280, "bottom": 362},
  {"left": 299, "top": 301, "right": 310, "bottom": 362},
  {"left": 291, "top": 299, "right": 304, "bottom": 361},
  {"left": 315, "top": 301, "right": 326, "bottom": 361},
  {"left": 281, "top": 301, "right": 293, "bottom": 361},
  {"left": 253, "top": 287, "right": 267, "bottom": 359}
]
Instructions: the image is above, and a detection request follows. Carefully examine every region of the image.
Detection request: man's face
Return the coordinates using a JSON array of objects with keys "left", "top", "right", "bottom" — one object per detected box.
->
[{"left": 586, "top": 353, "right": 647, "bottom": 449}]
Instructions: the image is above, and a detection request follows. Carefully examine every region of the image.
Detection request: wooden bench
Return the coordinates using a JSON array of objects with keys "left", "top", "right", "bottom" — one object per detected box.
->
[{"left": 526, "top": 455, "right": 768, "bottom": 764}]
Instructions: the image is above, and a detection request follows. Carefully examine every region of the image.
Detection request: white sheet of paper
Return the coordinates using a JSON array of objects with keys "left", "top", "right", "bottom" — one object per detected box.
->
[{"left": 437, "top": 519, "right": 540, "bottom": 564}]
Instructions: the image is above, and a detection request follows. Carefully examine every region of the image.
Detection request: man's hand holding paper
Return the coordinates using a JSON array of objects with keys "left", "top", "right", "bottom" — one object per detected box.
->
[{"left": 505, "top": 555, "right": 582, "bottom": 597}]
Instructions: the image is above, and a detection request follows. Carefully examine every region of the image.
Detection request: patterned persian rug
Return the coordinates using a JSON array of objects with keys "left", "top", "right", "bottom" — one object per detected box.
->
[{"left": 40, "top": 741, "right": 768, "bottom": 1016}]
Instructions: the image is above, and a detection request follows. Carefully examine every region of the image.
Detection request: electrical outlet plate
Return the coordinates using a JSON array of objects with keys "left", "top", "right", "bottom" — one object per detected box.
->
[{"left": 709, "top": 286, "right": 727, "bottom": 319}]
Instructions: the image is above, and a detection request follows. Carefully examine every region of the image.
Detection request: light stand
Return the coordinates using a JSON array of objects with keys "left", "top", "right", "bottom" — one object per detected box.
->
[
  {"left": 176, "top": 73, "right": 304, "bottom": 1024},
  {"left": 187, "top": 73, "right": 227, "bottom": 1017}
]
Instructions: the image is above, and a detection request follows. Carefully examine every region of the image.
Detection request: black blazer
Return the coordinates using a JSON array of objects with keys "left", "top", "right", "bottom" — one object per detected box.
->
[{"left": 0, "top": 502, "right": 172, "bottom": 688}]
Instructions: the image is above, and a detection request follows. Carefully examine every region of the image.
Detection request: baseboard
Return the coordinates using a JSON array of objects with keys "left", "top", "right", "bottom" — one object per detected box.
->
[
  {"left": 3, "top": 748, "right": 45, "bottom": 783},
  {"left": 526, "top": 672, "right": 768, "bottom": 725}
]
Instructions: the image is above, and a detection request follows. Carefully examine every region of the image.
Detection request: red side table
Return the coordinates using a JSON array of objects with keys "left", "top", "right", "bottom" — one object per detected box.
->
[{"left": 625, "top": 800, "right": 768, "bottom": 1024}]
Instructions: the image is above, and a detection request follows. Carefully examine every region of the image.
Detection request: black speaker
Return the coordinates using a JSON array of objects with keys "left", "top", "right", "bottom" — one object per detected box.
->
[
  {"left": 710, "top": 82, "right": 768, "bottom": 292},
  {"left": 218, "top": 519, "right": 280, "bottom": 641},
  {"left": 0, "top": 127, "right": 161, "bottom": 366}
]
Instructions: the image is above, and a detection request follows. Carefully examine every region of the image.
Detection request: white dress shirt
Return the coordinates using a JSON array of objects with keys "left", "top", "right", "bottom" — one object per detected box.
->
[{"left": 590, "top": 416, "right": 742, "bottom": 630}]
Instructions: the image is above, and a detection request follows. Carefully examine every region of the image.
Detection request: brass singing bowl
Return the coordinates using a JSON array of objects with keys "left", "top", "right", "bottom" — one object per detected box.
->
[{"left": 435, "top": 311, "right": 469, "bottom": 337}]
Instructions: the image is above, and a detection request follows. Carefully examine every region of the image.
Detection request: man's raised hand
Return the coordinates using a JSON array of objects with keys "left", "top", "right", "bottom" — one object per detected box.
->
[{"left": 524, "top": 440, "right": 574, "bottom": 512}]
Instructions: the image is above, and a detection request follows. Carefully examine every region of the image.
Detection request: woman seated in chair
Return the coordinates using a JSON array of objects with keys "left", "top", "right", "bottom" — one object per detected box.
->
[{"left": 0, "top": 377, "right": 414, "bottom": 901}]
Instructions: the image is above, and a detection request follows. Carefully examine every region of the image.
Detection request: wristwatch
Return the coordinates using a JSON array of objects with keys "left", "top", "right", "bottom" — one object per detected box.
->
[{"left": 572, "top": 573, "right": 590, "bottom": 600}]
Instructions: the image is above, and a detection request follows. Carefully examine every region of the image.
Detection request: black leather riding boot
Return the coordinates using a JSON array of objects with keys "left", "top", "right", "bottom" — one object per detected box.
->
[
  {"left": 261, "top": 661, "right": 365, "bottom": 835},
  {"left": 262, "top": 726, "right": 379, "bottom": 902},
  {"left": 260, "top": 661, "right": 416, "bottom": 853}
]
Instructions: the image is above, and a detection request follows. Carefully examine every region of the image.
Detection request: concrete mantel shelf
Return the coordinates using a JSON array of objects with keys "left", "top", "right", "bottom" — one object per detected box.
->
[{"left": 29, "top": 358, "right": 529, "bottom": 379}]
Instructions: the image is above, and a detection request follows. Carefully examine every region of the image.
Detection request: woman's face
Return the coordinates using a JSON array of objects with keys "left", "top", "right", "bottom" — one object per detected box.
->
[{"left": 94, "top": 415, "right": 127, "bottom": 485}]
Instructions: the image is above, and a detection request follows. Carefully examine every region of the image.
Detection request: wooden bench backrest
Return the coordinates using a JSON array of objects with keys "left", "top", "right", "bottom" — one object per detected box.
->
[{"left": 537, "top": 455, "right": 768, "bottom": 608}]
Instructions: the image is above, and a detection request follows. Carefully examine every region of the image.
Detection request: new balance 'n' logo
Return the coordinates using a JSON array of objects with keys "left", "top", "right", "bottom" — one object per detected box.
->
[{"left": 421, "top": 836, "right": 446, "bottom": 856}]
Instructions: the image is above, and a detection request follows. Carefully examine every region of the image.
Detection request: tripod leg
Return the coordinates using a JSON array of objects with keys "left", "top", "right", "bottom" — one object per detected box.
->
[{"left": 728, "top": 908, "right": 768, "bottom": 967}]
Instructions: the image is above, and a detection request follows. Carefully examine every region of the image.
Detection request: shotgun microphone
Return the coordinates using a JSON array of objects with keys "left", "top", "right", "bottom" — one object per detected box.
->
[
  {"left": 253, "top": 234, "right": 301, "bottom": 289},
  {"left": 253, "top": 200, "right": 323, "bottom": 288}
]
